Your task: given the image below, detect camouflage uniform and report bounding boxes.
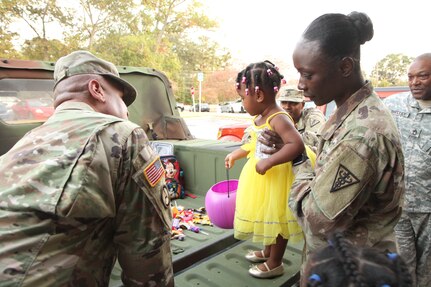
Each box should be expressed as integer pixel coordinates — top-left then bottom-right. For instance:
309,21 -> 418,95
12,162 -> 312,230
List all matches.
297,108 -> 326,152
0,102 -> 174,286
289,82 -> 405,255
384,92 -> 431,287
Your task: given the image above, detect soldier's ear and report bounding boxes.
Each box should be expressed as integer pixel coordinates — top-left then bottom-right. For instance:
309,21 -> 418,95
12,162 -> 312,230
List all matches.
340,57 -> 354,77
88,79 -> 106,103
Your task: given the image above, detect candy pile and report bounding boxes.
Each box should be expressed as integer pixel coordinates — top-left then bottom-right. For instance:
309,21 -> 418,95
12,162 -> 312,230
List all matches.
171,203 -> 213,241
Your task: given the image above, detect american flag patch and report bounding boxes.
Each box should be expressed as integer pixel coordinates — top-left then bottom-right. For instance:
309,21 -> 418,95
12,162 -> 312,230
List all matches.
143,157 -> 165,187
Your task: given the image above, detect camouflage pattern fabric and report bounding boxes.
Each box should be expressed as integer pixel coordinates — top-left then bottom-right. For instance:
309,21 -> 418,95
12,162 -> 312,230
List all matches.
0,102 -> 174,287
296,107 -> 326,152
384,92 -> 431,287
289,82 -> 405,255
394,212 -> 431,287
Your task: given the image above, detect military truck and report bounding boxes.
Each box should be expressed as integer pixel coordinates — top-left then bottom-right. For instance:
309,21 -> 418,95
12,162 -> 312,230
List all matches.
0,58 -> 304,287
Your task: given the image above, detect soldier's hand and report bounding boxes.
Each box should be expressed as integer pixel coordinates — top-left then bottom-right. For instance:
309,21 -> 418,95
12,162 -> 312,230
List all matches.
256,159 -> 271,175
258,129 -> 283,155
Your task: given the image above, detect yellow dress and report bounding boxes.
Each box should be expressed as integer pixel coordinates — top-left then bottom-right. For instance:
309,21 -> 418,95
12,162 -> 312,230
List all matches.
234,111 -> 316,245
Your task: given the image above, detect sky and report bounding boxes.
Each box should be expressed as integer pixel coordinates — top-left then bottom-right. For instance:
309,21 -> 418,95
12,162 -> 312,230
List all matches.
203,0 -> 430,77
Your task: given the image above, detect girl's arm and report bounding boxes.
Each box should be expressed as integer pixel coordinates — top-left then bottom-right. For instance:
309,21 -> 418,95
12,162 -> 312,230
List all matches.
225,148 -> 248,169
256,114 -> 304,174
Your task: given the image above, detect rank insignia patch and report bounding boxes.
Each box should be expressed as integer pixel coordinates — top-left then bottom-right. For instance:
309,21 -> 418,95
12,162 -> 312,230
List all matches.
144,157 -> 165,187
330,164 -> 360,192
310,119 -> 320,127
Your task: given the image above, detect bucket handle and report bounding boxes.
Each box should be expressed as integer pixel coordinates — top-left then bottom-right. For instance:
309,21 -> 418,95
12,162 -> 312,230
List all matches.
226,168 -> 230,198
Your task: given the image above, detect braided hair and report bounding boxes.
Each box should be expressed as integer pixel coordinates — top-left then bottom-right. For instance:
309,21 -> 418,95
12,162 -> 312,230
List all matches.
235,60 -> 284,98
303,232 -> 412,287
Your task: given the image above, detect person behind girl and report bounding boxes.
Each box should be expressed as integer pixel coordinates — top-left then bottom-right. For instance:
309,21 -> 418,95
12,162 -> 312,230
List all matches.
302,232 -> 412,287
225,60 -> 316,279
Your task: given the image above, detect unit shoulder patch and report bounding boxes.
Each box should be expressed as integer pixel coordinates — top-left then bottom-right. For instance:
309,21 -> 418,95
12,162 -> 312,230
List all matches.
330,164 -> 360,192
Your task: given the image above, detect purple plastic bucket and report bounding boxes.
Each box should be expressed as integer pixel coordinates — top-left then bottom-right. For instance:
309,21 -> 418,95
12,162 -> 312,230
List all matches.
205,179 -> 238,229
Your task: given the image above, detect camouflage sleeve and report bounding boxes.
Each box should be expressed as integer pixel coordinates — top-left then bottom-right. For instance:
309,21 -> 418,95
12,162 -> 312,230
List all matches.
113,127 -> 174,287
290,132 -> 397,247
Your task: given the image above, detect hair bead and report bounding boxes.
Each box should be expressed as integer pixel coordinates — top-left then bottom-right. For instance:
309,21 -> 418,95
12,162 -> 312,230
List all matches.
387,253 -> 397,261
309,273 -> 322,282
267,68 -> 273,76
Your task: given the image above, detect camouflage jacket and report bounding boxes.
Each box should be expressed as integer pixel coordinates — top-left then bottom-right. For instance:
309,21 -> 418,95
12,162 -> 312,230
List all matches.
297,107 -> 326,151
384,93 -> 431,212
0,102 -> 174,287
289,82 -> 405,254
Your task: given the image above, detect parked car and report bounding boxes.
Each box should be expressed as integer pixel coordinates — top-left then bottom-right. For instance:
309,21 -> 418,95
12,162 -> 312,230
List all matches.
11,98 -> 54,121
218,102 -> 233,113
230,99 -> 245,113
189,103 -> 210,112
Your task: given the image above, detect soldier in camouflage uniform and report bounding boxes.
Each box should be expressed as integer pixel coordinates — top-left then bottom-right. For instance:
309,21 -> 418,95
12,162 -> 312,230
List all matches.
277,87 -> 326,152
261,12 -> 404,263
383,53 -> 431,287
0,51 -> 174,286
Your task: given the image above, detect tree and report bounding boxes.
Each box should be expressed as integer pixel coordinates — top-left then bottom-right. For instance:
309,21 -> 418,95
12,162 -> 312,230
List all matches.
0,28 -> 20,58
21,38 -> 68,61
370,54 -> 414,86
3,0 -> 70,40
68,0 -> 137,50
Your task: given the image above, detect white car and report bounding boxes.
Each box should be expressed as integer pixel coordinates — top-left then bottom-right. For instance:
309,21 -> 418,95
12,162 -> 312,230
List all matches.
229,99 -> 245,113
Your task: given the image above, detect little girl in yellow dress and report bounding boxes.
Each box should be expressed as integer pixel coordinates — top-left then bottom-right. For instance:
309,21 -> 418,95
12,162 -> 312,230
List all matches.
225,61 -> 316,279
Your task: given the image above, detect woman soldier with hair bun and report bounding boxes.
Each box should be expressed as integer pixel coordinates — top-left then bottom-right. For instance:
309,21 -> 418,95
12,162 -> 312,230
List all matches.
261,11 -> 405,262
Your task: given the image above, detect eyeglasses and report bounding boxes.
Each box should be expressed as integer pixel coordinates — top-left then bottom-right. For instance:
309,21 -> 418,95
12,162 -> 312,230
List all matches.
408,73 -> 430,82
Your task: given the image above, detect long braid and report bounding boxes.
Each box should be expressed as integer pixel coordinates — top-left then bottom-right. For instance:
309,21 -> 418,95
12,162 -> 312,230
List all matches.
303,232 -> 412,287
332,232 -> 365,286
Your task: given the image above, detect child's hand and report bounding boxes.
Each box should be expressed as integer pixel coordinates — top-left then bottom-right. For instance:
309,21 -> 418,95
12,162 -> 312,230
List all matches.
256,159 -> 272,175
225,153 -> 235,169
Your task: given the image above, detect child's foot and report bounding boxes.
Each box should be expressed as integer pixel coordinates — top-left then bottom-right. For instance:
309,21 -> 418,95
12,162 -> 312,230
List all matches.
249,262 -> 284,278
245,250 -> 269,263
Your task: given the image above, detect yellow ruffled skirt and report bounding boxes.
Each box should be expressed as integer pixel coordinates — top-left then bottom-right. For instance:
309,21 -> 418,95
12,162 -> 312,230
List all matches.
234,146 -> 315,245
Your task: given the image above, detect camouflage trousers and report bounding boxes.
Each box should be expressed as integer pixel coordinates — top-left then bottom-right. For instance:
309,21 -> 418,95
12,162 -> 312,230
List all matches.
395,212 -> 431,287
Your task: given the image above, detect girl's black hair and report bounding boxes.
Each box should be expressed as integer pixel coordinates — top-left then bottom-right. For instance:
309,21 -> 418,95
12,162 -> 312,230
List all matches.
235,60 -> 284,97
304,232 -> 412,287
302,11 -> 374,66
